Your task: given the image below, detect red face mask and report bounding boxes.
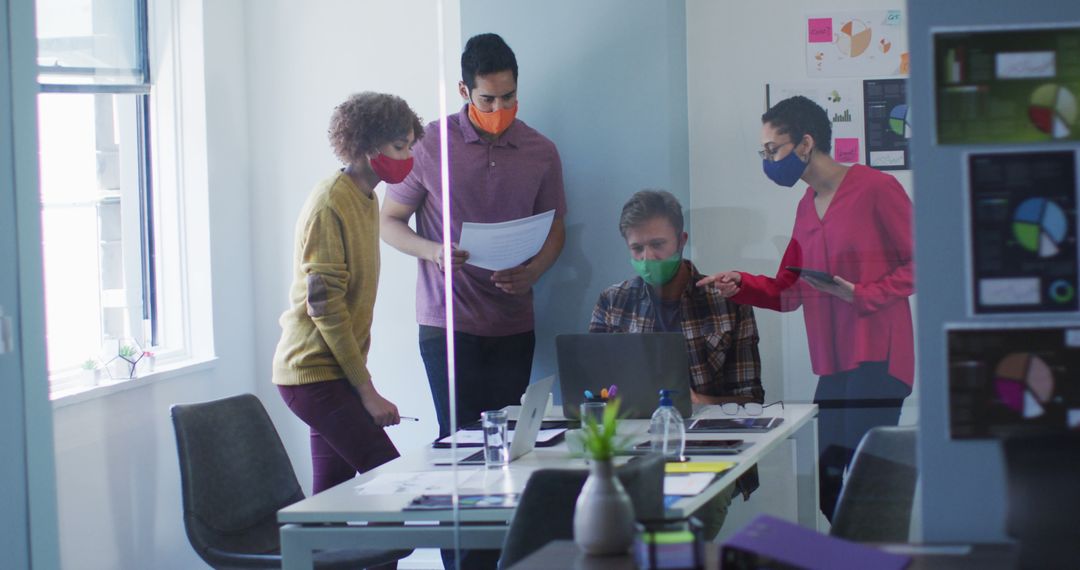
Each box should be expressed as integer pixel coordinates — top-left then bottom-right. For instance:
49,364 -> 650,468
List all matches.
369,153 -> 413,184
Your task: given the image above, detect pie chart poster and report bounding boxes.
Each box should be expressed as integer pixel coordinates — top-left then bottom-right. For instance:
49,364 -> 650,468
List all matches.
948,326 -> 1080,439
935,27 -> 1080,144
968,151 -> 1078,314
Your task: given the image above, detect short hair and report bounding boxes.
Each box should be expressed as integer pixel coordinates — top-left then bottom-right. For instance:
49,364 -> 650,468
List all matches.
618,190 -> 684,239
761,95 -> 832,154
461,33 -> 518,90
327,92 -> 423,165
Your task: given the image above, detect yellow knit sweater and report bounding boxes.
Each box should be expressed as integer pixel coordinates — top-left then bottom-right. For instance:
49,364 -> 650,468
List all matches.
272,170 -> 380,387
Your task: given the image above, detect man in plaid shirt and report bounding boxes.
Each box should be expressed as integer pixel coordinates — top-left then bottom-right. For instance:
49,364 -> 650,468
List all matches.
589,190 -> 763,404
589,189 -> 764,537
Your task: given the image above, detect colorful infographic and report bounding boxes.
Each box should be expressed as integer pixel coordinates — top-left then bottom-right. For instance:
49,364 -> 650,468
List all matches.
935,27 -> 1080,144
968,151 -> 1079,314
948,326 -> 1080,439
806,10 -> 908,78
766,80 -> 864,164
863,79 -> 910,170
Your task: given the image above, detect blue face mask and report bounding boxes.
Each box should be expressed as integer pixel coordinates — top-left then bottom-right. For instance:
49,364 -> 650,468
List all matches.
762,148 -> 809,187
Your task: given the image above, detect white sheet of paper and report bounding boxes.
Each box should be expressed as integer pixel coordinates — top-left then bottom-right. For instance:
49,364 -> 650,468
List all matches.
458,210 -> 555,271
354,470 -> 479,496
663,473 -> 717,496
436,428 -> 566,446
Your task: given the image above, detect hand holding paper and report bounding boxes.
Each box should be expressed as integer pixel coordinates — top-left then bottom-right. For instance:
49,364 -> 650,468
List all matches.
457,210 -> 555,272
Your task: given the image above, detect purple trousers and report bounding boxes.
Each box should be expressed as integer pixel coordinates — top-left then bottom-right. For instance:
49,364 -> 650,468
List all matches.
278,379 -> 400,494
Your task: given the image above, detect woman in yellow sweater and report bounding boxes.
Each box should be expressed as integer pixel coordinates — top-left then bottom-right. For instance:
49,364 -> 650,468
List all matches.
273,92 -> 422,493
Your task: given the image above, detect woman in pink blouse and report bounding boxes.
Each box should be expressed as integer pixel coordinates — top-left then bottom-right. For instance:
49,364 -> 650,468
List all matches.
698,95 -> 914,522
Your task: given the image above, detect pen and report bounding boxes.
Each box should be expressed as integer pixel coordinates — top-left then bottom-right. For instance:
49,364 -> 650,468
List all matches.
584,390 -> 594,399
601,388 -> 609,399
400,416 -> 421,421
608,384 -> 618,398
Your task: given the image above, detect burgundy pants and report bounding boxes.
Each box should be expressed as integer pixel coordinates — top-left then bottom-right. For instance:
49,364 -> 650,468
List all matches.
278,379 -> 400,494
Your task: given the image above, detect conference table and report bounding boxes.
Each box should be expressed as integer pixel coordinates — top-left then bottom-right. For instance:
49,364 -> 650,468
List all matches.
278,403 -> 818,570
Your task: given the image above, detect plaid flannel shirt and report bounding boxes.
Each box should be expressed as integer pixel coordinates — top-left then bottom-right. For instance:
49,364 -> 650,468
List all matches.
589,260 -> 764,402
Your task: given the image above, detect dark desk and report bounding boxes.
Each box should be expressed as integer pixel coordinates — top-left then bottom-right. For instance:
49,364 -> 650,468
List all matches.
507,540 -> 1017,570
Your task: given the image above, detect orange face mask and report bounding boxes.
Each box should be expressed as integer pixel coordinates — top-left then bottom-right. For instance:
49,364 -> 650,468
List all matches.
468,103 -> 517,136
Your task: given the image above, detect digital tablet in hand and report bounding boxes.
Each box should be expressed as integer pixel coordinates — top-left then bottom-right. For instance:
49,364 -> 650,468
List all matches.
785,266 -> 835,283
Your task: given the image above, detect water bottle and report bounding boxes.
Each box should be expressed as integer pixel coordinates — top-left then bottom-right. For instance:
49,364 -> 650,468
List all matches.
649,389 -> 685,460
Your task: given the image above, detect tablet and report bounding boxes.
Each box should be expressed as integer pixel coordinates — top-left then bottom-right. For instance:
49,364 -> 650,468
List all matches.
785,266 -> 835,283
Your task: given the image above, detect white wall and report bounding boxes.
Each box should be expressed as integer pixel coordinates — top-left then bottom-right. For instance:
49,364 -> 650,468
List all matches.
49,1 -> 461,567
245,0 -> 461,493
686,0 -> 918,535
50,1 -> 258,568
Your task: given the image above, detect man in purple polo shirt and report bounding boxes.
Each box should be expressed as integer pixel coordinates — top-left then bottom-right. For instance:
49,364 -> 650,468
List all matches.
381,33 -> 566,444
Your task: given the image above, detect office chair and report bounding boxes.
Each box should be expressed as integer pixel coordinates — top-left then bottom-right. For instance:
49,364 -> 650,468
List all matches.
830,426 -> 917,542
498,455 -> 666,569
1003,433 -> 1080,569
171,393 -> 411,569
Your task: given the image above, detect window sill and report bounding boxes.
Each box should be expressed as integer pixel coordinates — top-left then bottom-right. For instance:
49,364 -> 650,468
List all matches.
50,356 -> 218,409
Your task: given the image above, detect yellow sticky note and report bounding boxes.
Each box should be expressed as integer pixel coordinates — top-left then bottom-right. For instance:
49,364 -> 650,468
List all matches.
665,461 -> 736,474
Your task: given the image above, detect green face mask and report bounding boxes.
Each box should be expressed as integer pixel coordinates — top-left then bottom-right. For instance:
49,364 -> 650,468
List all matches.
631,252 -> 682,286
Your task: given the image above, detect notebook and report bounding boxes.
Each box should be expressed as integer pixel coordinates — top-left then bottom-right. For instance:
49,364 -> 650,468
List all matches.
556,332 -> 692,419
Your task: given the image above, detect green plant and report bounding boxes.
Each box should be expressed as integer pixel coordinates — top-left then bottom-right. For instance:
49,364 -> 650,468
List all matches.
118,345 -> 140,359
577,398 -> 630,461
81,359 -> 99,371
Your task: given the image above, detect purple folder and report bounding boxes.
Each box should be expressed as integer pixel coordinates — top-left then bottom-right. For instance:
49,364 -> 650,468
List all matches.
720,514 -> 910,570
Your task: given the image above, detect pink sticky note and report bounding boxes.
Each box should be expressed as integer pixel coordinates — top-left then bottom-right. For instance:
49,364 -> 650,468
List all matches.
808,18 -> 833,43
833,138 -> 859,163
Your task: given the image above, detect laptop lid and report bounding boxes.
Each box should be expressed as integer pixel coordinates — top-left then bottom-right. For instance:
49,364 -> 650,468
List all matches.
556,332 -> 692,419
509,375 -> 555,461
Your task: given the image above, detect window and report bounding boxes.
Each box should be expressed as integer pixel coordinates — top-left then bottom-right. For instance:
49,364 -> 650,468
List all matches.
36,0 -> 182,395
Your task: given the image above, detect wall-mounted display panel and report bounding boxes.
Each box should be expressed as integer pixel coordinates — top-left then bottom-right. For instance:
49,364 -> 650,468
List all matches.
968,150 -> 1078,314
948,325 -> 1080,439
935,26 -> 1080,144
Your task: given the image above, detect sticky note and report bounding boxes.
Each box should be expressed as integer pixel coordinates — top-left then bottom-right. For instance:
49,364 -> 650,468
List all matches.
665,461 -> 735,474
834,138 -> 860,163
808,18 -> 833,43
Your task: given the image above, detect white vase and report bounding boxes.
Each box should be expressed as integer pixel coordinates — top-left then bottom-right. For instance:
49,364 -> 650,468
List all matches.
573,459 -> 635,555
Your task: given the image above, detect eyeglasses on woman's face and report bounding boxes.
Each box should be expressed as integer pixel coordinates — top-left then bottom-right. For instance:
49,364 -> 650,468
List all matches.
757,140 -> 794,162
720,400 -> 784,416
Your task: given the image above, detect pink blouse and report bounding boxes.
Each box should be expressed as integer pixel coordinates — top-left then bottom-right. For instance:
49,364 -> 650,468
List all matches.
731,164 -> 915,386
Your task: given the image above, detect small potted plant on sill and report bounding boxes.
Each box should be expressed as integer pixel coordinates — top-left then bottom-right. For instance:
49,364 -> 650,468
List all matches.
572,398 -> 636,555
80,358 -> 101,387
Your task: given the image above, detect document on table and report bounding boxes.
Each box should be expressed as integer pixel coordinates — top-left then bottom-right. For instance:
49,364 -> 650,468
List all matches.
354,471 -> 480,496
435,428 -> 566,447
458,210 -> 555,271
663,473 -> 717,496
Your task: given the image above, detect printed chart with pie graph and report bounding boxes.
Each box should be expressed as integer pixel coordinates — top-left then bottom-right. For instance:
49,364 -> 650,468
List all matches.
1029,84 -> 1078,139
994,353 -> 1055,419
836,19 -> 872,58
889,104 -> 911,138
1012,197 -> 1068,258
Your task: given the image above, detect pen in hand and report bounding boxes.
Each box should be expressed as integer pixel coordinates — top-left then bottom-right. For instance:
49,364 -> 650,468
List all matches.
400,416 -> 421,422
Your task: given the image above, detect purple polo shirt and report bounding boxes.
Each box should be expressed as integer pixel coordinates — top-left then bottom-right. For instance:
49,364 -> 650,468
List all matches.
386,105 -> 567,336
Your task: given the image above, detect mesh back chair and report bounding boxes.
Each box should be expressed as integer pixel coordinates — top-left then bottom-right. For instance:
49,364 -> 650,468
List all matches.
1003,433 -> 1080,569
498,455 -> 666,569
830,426 -> 917,542
171,393 -> 411,569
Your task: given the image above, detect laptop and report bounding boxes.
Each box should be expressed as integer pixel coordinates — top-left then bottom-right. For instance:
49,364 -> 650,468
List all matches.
556,332 -> 692,419
450,375 -> 555,466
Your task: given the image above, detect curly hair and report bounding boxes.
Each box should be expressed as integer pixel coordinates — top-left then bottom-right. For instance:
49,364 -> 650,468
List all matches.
761,95 -> 832,154
327,92 -> 424,165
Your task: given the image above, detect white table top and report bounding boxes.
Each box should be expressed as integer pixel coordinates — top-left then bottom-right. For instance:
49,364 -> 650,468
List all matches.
278,403 -> 816,525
